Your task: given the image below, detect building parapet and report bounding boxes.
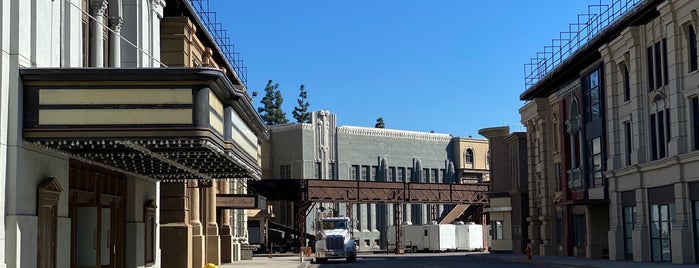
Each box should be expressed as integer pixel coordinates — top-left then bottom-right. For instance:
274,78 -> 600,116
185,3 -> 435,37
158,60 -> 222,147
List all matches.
337,126 -> 452,142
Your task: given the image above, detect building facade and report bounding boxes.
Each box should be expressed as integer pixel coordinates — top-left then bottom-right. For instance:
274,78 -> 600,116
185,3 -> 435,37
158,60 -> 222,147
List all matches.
479,127 -> 529,254
0,0 -> 266,268
520,0 -> 699,264
262,110 -> 488,251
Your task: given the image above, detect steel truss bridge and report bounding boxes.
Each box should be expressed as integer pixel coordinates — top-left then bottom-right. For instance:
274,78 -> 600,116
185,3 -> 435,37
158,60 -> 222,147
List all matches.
248,179 -> 489,253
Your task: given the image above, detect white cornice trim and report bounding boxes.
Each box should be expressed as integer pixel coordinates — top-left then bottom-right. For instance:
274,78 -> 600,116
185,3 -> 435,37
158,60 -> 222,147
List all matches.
337,126 -> 452,142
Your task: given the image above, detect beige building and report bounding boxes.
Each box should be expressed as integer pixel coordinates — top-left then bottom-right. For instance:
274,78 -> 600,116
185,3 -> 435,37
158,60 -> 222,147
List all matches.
520,0 -> 699,264
453,137 -> 490,183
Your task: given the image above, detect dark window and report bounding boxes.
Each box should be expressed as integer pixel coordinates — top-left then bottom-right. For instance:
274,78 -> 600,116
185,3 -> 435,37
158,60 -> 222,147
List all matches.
397,167 -> 405,182
586,137 -> 603,188
624,121 -> 632,166
371,166 -> 378,181
573,214 -> 586,247
465,149 -> 474,166
647,46 -> 654,91
650,113 -> 659,160
361,166 -> 369,181
280,165 -> 292,179
624,64 -> 631,101
693,97 -> 699,151
650,203 -> 674,262
658,110 -> 666,158
584,69 -> 602,122
389,167 -> 396,182
694,201 -> 699,260
351,165 -> 359,181
655,41 -> 662,89
491,221 -> 504,240
555,162 -> 562,191
623,206 -> 636,260
690,25 -> 698,72
663,38 -> 668,85
315,162 -> 322,179
647,39 -> 669,91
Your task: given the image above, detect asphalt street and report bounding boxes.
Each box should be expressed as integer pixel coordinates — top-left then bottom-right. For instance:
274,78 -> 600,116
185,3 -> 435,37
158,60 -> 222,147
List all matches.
308,252 -> 540,268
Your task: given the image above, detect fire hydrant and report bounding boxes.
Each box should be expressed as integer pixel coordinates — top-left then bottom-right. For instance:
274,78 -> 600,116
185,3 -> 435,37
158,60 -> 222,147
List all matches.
525,244 -> 532,260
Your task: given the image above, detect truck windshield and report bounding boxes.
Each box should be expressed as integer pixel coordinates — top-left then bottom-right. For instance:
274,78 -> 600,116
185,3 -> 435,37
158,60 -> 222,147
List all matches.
322,220 -> 347,230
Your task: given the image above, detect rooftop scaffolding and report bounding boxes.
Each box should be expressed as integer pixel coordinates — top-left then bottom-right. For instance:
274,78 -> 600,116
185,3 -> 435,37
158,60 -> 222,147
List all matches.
190,0 -> 248,87
523,0 -> 643,90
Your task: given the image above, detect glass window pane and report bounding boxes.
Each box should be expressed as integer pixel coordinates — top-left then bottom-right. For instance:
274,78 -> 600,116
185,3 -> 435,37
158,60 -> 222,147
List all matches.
593,138 -> 601,153
661,205 -> 668,221
652,239 -> 661,261
651,221 -> 660,238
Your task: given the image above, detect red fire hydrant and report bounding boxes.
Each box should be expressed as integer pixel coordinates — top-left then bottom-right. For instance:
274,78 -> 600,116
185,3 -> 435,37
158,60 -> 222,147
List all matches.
525,244 -> 532,260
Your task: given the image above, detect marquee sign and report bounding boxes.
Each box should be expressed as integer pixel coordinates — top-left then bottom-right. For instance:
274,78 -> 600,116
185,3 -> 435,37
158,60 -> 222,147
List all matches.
216,194 -> 265,209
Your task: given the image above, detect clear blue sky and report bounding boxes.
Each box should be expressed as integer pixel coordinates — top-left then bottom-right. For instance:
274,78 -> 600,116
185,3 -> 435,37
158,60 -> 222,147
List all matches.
208,0 -> 598,138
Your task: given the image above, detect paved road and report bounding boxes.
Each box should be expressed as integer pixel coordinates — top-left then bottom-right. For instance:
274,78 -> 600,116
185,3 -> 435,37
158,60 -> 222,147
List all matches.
308,252 -> 541,268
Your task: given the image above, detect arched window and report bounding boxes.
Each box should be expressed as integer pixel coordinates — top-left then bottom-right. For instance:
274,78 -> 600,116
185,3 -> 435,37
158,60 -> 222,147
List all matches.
465,148 -> 474,168
689,24 -> 697,72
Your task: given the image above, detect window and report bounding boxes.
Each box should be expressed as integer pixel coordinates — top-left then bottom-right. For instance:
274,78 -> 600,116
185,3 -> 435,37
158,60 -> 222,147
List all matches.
465,148 -> 474,167
407,168 -> 413,182
573,214 -> 586,247
397,167 -> 405,182
491,221 -> 504,240
647,39 -> 669,91
144,200 -> 157,266
694,201 -> 699,260
693,96 -> 699,151
389,167 -> 396,182
583,69 -> 602,122
623,64 -> 631,101
280,165 -> 291,179
329,163 -> 335,180
423,169 -> 430,183
351,165 -> 359,181
586,137 -> 603,188
650,108 -> 671,160
432,169 -> 440,183
371,166 -> 378,181
361,166 -> 369,181
689,25 -> 698,72
554,162 -> 562,191
650,203 -> 674,262
314,162 -> 321,179
623,206 -> 636,260
624,121 -> 632,166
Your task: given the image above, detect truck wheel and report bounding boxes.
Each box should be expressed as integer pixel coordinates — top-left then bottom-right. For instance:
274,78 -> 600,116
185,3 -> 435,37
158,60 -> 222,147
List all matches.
347,256 -> 356,263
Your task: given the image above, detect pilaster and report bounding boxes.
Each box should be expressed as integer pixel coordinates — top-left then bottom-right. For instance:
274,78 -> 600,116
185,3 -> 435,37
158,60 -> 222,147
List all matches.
205,181 -> 221,265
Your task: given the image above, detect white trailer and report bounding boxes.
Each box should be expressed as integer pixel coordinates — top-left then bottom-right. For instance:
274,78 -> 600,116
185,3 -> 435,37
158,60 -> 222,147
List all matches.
422,224 -> 456,251
455,222 -> 483,251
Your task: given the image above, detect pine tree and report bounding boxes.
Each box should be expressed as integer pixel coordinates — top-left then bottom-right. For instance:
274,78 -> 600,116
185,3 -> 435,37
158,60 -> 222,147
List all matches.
375,117 -> 385,128
257,80 -> 288,125
292,84 -> 311,123
273,89 -> 289,124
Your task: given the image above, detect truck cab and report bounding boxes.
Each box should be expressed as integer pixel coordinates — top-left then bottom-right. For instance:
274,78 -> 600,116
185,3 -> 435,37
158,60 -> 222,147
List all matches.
313,217 -> 357,263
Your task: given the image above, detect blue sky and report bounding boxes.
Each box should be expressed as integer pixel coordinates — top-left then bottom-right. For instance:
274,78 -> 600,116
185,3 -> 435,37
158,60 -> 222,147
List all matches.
208,0 -> 598,137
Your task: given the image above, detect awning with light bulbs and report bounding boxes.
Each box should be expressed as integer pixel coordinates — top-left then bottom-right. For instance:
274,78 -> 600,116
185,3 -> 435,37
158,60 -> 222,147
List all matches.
20,68 -> 268,181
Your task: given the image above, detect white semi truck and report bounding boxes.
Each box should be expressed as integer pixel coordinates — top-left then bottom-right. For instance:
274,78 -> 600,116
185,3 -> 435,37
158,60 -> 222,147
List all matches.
313,217 -> 357,263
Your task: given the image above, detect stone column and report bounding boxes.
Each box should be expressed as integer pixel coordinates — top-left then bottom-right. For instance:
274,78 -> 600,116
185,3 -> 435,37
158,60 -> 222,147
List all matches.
219,180 -> 234,263
109,17 -> 123,67
89,0 -> 107,67
205,181 -> 221,265
189,181 -> 204,268
160,182 -> 192,268
632,188 -> 650,262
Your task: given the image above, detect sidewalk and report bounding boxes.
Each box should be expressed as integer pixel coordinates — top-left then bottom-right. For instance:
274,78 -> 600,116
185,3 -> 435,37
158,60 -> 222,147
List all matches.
476,252 -> 690,268
218,254 -> 310,268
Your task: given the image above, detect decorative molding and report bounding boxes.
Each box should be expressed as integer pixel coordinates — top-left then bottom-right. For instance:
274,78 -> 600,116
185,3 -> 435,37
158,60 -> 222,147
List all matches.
38,177 -> 64,192
338,126 -> 452,142
89,0 -> 108,16
110,17 -> 124,32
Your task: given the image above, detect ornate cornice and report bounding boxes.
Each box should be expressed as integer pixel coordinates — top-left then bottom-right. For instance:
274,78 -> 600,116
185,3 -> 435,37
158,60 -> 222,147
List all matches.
338,126 -> 452,142
90,0 -> 108,16
110,17 -> 124,32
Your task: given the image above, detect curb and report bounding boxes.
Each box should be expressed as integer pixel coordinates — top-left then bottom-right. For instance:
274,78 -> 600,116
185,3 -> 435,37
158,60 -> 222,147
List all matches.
475,254 -> 597,268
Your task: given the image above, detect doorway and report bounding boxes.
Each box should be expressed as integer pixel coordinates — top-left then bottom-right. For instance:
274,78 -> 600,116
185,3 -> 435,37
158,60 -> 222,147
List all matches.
69,160 -> 126,268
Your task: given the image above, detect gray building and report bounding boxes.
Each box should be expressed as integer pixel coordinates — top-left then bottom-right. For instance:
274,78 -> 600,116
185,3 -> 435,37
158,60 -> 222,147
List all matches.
262,110 -> 483,251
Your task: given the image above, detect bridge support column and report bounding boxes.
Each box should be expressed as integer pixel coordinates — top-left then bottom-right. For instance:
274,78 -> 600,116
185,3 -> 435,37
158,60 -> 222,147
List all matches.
393,203 -> 403,254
